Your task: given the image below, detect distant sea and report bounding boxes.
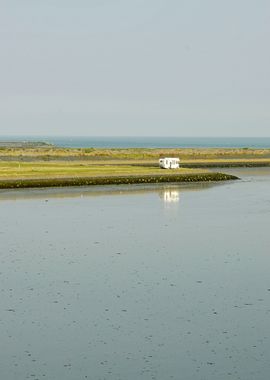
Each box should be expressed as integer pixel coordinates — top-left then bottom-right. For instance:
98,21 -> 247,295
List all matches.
1,136 -> 270,149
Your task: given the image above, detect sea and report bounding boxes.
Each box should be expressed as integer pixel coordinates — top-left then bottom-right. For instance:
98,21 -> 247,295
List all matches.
1,136 -> 270,148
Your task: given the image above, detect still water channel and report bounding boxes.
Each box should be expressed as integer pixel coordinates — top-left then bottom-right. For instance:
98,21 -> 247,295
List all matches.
1,169 -> 270,380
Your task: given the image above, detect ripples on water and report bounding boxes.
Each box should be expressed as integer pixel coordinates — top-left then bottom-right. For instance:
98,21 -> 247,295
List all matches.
1,169 -> 270,380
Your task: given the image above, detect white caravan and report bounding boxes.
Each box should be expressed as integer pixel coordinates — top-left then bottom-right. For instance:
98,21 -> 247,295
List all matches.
159,157 -> 180,169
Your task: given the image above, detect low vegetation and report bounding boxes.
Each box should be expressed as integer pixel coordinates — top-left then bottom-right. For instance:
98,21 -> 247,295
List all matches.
0,160 -> 239,189
4,145 -> 266,188
0,172 -> 238,189
1,146 -> 270,162
0,161 -> 205,179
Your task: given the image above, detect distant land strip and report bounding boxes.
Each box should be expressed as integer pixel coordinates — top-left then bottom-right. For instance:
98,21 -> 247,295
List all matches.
1,146 -> 270,166
0,141 -> 53,149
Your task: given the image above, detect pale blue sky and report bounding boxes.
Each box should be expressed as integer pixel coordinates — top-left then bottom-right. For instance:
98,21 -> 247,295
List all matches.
0,0 -> 269,136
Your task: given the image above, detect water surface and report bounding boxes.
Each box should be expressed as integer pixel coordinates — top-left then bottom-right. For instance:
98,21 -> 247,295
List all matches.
1,169 -> 270,380
1,136 -> 270,148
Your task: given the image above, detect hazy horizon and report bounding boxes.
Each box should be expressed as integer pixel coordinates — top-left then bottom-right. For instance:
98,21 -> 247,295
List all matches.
1,134 -> 270,138
1,134 -> 270,140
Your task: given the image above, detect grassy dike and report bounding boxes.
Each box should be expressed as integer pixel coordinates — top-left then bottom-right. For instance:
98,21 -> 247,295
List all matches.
0,172 -> 238,189
0,159 -> 239,189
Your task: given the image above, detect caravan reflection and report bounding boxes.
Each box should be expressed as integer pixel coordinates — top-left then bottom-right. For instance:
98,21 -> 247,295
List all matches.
162,190 -> 180,203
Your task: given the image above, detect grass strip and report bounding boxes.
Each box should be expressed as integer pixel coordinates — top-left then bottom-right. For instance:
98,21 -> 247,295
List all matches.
1,147 -> 270,161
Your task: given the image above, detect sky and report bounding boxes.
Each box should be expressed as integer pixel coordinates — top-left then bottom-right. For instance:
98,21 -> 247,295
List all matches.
0,0 -> 269,137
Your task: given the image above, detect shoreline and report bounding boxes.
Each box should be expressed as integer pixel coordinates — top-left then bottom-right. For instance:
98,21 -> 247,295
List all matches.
0,172 -> 238,190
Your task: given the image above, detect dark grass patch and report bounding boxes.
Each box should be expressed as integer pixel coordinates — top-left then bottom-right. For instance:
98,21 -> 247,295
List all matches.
182,162 -> 270,168
0,172 -> 239,189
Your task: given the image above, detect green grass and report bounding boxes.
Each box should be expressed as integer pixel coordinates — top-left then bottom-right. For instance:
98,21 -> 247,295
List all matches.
0,160 -> 240,189
0,161 -> 204,180
0,161 -> 240,189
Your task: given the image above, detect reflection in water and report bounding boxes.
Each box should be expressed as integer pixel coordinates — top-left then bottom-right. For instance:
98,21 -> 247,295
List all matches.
0,182 -> 217,202
160,189 -> 180,203
2,167 -> 266,203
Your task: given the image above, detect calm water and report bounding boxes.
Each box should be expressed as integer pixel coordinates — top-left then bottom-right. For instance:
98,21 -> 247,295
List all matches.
1,169 -> 270,380
1,136 -> 270,148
